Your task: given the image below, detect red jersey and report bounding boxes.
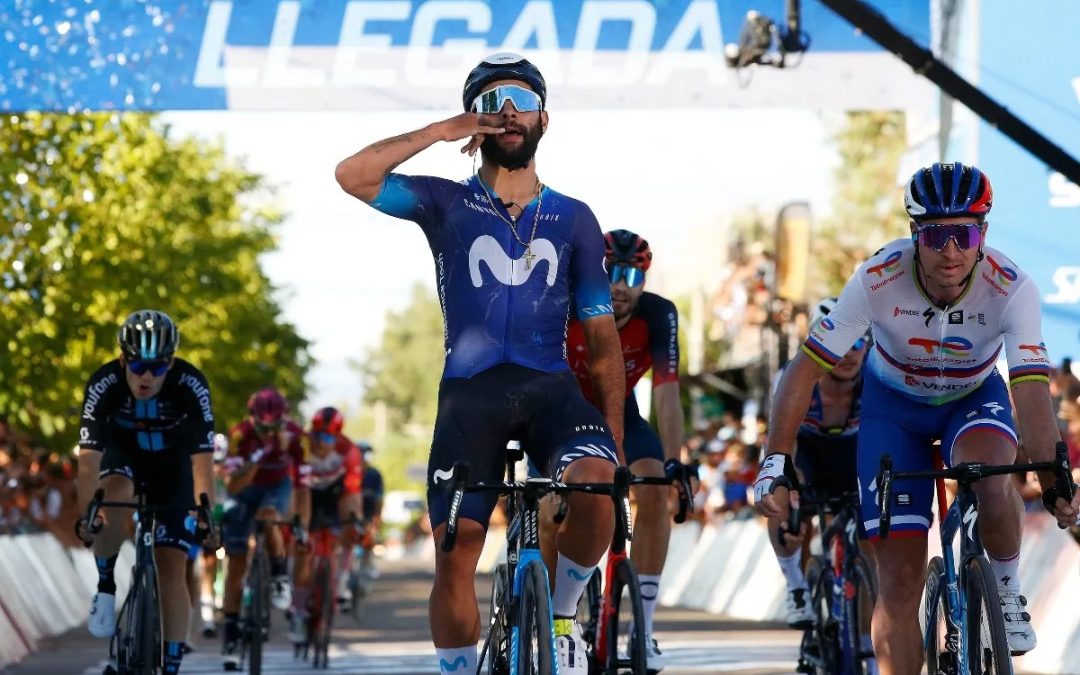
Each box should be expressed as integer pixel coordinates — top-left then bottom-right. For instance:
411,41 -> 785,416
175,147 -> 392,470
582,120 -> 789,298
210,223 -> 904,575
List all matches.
227,419 -> 307,487
566,291 -> 680,403
300,436 -> 363,495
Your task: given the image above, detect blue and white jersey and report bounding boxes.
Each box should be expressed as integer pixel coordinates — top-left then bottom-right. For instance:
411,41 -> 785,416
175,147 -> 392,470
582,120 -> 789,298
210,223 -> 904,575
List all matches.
370,173 -> 613,379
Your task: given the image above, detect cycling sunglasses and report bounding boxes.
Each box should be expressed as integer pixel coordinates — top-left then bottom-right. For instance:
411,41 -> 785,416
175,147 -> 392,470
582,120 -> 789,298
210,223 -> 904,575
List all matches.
314,432 -> 335,445
915,223 -> 983,252
253,418 -> 283,432
608,263 -> 645,288
126,359 -> 171,377
471,85 -> 542,114
852,336 -> 867,351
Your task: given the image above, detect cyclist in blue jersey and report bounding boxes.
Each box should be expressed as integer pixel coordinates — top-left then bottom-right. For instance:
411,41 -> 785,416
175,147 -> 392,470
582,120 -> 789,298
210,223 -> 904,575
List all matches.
335,52 -> 625,675
756,163 -> 1080,675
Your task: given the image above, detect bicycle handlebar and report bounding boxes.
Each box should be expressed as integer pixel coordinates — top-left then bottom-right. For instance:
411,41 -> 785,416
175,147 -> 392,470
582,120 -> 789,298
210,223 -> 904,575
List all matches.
877,441 -> 1075,539
82,490 -> 215,547
440,462 -> 637,553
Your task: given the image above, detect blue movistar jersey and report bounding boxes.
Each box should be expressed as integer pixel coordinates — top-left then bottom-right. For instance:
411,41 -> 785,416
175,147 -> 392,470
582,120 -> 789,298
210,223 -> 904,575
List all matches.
370,173 -> 613,379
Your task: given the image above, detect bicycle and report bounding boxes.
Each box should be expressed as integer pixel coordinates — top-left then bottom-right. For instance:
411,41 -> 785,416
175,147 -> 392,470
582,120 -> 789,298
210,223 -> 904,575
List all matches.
574,463 -> 695,675
236,514 -> 303,675
83,489 -> 212,675
295,512 -> 361,669
876,441 -> 1076,675
441,444 -> 634,675
788,488 -> 877,675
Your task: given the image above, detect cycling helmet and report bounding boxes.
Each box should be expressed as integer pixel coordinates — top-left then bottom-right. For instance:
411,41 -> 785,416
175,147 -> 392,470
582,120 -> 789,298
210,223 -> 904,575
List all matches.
904,162 -> 992,223
604,229 -> 652,271
118,310 -> 179,360
310,407 -> 344,435
463,52 -> 547,112
247,387 -> 288,425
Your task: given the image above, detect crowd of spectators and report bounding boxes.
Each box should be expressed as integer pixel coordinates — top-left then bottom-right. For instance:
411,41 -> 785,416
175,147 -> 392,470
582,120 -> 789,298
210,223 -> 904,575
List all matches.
0,416 -> 81,547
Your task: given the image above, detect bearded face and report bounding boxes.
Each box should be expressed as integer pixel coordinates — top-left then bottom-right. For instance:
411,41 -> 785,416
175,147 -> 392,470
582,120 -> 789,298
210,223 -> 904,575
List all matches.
480,115 -> 544,170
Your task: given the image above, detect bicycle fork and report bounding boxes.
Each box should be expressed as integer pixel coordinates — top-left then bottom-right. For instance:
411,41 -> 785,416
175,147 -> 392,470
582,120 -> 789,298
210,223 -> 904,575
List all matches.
508,549 -> 558,675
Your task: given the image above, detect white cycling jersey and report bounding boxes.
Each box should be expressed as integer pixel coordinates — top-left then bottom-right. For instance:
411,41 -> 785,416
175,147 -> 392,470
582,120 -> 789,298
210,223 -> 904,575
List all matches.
803,238 -> 1051,404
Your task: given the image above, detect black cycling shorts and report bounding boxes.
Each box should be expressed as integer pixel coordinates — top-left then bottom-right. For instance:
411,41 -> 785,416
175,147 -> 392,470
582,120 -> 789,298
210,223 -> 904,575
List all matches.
98,445 -> 197,553
310,477 -> 345,531
794,432 -> 859,499
427,363 -> 618,529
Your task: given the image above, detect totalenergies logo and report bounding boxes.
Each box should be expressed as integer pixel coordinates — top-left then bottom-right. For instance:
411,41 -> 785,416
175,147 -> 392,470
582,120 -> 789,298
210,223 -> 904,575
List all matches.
1019,343 -> 1048,356
908,336 -> 973,357
866,251 -> 903,278
987,256 -> 1017,286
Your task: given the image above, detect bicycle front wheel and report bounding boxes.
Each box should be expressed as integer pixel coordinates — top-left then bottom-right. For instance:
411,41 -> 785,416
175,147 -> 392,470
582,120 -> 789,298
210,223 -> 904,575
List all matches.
845,554 -> 877,675
923,556 -> 958,675
124,565 -> 163,675
964,556 -> 1012,674
603,558 -> 646,675
485,563 -> 511,675
312,559 -> 334,669
803,556 -> 840,675
515,560 -> 555,675
246,552 -> 269,675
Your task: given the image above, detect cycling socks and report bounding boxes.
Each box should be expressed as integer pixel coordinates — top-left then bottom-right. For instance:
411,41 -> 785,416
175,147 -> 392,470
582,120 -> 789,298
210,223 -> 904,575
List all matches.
552,553 -> 595,617
95,554 -> 118,595
987,550 -> 1020,589
436,645 -> 477,674
638,574 -> 661,636
163,641 -> 185,674
270,556 -> 288,578
776,551 -> 807,591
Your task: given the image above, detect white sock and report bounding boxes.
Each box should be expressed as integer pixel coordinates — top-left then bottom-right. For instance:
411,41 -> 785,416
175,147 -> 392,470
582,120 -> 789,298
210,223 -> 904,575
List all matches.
987,550 -> 1020,590
638,574 -> 661,637
777,551 -> 807,591
436,645 -> 477,674
553,553 -> 596,617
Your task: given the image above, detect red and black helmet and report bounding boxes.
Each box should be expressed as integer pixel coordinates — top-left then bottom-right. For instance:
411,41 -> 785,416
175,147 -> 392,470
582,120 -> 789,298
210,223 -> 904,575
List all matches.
604,229 -> 652,271
310,406 -> 344,435
247,387 -> 288,425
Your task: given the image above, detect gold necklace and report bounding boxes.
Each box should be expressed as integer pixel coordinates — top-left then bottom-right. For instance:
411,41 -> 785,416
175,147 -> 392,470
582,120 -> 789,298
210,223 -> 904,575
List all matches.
476,174 -> 544,269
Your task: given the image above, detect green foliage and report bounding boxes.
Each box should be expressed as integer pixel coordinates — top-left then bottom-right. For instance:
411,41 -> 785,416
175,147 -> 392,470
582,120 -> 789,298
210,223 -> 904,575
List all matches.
0,112 -> 312,447
354,282 -> 445,490
815,111 -> 910,295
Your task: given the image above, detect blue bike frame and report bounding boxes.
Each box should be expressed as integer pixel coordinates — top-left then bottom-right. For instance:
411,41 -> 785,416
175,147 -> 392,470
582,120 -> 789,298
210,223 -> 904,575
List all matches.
508,547 -> 558,675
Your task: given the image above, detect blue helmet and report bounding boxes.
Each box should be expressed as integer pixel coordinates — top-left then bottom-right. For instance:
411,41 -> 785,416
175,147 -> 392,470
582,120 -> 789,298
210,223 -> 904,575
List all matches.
904,162 -> 993,223
462,52 -> 547,112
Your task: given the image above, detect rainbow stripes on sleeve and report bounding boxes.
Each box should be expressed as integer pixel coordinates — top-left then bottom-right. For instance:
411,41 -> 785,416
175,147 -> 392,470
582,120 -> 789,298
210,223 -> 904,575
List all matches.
801,337 -> 841,371
1008,364 -> 1051,385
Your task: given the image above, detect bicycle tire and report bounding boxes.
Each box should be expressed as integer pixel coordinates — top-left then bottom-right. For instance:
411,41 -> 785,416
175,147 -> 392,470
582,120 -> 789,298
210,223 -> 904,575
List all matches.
844,555 -> 877,675
121,565 -> 163,675
577,569 -> 602,671
516,560 -> 555,675
603,558 -> 647,675
485,562 -> 511,675
923,556 -> 958,675
803,556 -> 841,675
247,552 -> 268,675
312,558 -> 334,669
964,556 -> 1012,674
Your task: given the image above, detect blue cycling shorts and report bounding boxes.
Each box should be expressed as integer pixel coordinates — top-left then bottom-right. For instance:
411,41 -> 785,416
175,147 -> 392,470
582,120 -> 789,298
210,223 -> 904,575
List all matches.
857,368 -> 1017,539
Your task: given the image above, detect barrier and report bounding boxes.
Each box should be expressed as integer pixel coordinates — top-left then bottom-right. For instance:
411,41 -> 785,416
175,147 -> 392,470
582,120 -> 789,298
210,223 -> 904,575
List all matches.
0,534 -> 135,670
657,513 -> 1080,675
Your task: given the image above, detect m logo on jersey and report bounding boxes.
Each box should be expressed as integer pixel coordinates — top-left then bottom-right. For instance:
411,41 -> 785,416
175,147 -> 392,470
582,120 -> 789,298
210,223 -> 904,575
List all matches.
866,251 -> 903,278
908,336 -> 973,357
468,235 -> 557,288
987,256 -> 1017,286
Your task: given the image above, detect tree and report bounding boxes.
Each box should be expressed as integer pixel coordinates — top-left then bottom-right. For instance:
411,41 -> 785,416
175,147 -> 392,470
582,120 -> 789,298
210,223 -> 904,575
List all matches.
0,113 -> 312,448
814,111 -> 910,295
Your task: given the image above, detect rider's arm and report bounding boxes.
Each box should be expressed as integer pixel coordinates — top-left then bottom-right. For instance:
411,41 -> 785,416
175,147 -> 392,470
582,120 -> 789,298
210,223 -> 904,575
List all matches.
291,432 -> 312,525
76,449 -> 102,515
645,295 -> 683,461
183,369 -> 217,509
334,113 -> 503,203
75,364 -> 118,513
571,205 -> 626,459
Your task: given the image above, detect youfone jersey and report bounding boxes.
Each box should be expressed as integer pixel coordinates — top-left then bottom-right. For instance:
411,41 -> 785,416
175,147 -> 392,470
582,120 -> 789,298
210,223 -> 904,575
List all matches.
369,174 -> 613,379
79,358 -> 215,458
566,291 -> 680,402
227,419 -> 306,487
803,239 -> 1051,405
300,436 -> 363,495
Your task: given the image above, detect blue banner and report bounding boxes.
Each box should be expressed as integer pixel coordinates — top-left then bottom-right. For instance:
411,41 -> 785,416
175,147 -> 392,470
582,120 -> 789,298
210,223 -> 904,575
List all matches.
976,0 -> 1080,362
0,0 -> 929,111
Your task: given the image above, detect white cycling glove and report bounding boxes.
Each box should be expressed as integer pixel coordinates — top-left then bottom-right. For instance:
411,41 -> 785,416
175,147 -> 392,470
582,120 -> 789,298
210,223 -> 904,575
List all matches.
753,452 -> 799,504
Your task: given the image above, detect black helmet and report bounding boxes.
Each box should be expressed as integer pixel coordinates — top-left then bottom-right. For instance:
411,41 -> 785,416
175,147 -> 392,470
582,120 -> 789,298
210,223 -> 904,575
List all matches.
118,310 -> 179,360
462,52 -> 546,112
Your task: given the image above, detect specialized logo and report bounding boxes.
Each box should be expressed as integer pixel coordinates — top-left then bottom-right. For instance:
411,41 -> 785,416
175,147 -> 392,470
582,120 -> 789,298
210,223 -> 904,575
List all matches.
866,250 -> 903,278
1045,266 -> 1080,304
908,336 -> 973,357
983,402 -> 1004,417
962,504 -> 978,542
468,235 -> 557,287
986,256 -> 1017,286
923,307 -> 935,327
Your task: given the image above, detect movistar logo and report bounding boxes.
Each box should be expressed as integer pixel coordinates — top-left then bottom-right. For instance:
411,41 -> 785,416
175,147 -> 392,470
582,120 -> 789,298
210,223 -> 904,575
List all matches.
439,656 -> 468,671
432,468 -> 454,484
468,235 -> 558,287
567,568 -> 592,581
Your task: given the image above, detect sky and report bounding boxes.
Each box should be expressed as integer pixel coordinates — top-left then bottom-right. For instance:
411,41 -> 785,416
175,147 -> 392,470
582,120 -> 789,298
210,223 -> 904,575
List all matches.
163,108 -> 841,414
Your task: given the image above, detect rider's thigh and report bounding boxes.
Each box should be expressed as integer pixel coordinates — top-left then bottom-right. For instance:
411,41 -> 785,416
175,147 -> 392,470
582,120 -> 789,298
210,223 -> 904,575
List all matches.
941,371 -> 1017,467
